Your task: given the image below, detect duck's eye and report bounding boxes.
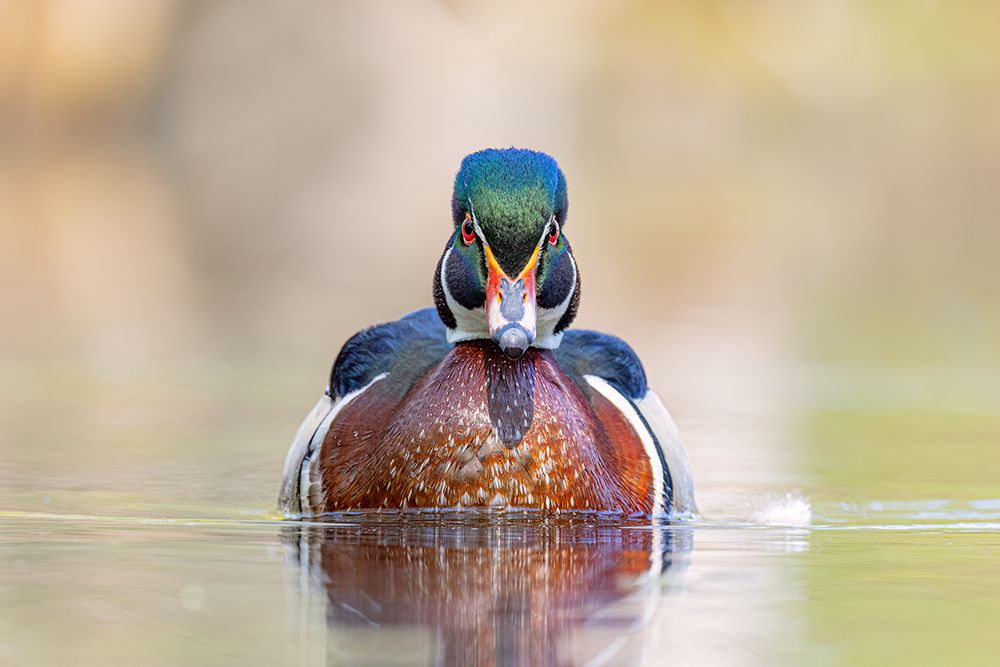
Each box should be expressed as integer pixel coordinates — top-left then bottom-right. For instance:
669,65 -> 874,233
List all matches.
461,214 -> 476,245
547,220 -> 560,246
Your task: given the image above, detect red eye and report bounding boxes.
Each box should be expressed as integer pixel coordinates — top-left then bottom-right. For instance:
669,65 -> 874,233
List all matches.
461,214 -> 476,245
547,220 -> 560,246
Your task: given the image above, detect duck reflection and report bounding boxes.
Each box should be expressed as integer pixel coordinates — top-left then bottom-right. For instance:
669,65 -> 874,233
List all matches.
282,515 -> 691,666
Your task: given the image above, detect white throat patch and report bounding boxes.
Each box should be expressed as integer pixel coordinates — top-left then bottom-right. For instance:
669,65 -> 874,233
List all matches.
440,246 -> 490,344
533,251 -> 576,349
440,245 -> 577,350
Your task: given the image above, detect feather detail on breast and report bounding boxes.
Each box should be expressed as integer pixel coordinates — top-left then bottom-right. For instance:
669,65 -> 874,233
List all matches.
312,342 -> 657,515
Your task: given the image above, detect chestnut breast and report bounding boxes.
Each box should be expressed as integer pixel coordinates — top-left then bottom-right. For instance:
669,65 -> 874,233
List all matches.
317,341 -> 655,514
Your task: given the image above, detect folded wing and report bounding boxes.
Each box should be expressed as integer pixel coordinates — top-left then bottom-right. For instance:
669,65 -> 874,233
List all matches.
555,329 -> 696,516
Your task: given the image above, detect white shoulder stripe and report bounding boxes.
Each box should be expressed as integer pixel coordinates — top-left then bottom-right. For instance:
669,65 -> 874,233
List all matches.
278,373 -> 387,516
584,374 -> 666,517
279,394 -> 334,514
301,372 -> 388,513
635,390 -> 697,516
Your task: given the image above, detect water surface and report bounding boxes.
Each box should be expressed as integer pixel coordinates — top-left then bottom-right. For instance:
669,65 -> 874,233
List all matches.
2,497 -> 998,665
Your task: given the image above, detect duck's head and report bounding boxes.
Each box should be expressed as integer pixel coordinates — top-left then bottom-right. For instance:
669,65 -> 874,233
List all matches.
434,148 -> 580,358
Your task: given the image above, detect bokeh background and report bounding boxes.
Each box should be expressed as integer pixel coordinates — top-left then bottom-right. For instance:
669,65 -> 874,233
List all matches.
3,2 -> 1000,665
3,0 -> 1000,509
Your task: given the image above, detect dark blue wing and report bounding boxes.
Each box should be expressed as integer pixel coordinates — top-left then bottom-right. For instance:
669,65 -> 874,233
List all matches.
553,329 -> 648,400
330,308 -> 452,401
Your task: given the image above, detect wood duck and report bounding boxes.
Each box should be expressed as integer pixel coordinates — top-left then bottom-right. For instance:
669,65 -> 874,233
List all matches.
279,148 -> 695,518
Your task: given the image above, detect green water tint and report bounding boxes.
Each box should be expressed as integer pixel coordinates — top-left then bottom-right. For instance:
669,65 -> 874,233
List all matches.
2,498 -> 999,666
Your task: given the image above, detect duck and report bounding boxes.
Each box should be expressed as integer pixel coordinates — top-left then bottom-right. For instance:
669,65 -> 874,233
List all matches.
279,148 -> 695,518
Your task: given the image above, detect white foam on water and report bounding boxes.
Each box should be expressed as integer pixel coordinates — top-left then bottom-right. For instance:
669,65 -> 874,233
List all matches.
748,491 -> 812,527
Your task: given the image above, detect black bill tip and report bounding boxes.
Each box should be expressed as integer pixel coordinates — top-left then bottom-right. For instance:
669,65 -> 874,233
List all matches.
497,326 -> 531,359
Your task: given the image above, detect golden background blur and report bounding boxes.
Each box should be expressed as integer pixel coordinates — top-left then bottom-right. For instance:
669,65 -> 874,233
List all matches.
2,1 -> 998,513
3,3 -> 1000,665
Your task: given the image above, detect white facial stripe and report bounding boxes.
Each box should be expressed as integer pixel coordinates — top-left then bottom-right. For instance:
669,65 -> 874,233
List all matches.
534,216 -> 555,249
472,218 -> 488,245
467,201 -> 489,246
584,374 -> 666,517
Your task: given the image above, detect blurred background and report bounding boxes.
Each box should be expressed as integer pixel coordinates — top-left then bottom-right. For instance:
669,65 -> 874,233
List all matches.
2,2 -> 1000,665
3,0 -> 998,510
3,0 -> 1000,509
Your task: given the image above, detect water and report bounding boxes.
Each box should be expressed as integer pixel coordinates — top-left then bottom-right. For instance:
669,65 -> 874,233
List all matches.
3,498 -> 999,665
2,368 -> 999,666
